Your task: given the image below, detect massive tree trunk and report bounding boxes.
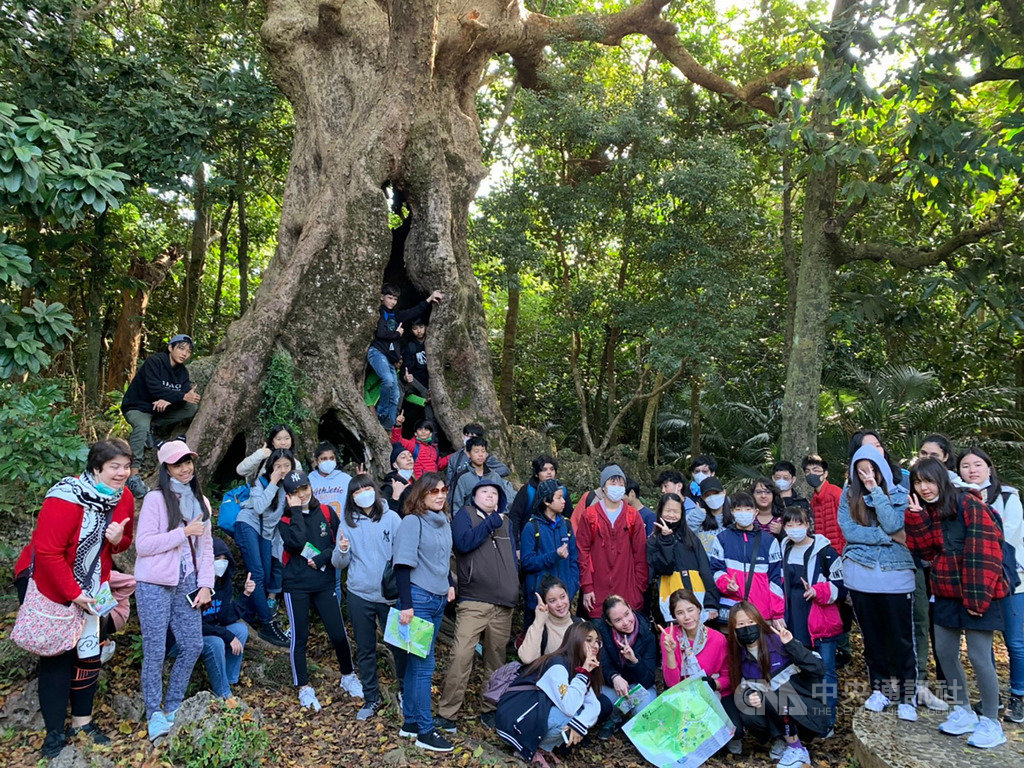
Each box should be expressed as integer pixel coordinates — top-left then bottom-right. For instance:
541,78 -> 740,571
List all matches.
179,163 -> 210,338
498,272 -> 520,422
106,245 -> 183,392
186,0 -> 817,478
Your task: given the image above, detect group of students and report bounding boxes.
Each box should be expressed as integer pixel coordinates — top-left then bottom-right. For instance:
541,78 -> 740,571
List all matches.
12,418 -> 1023,765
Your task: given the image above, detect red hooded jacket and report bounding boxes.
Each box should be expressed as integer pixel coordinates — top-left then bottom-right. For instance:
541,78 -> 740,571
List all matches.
575,500 -> 648,618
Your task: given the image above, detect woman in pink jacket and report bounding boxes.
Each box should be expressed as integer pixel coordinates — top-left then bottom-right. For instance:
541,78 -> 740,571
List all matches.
660,589 -> 731,693
135,440 -> 214,741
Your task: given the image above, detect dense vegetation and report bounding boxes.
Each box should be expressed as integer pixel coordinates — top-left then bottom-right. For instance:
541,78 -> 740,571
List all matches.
1,0 -> 1022,523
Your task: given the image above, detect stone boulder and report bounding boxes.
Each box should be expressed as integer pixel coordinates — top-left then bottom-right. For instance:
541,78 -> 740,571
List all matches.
165,691 -> 263,750
0,678 -> 44,731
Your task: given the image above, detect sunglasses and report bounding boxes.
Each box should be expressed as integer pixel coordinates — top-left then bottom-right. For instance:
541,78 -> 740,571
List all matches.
426,486 -> 448,496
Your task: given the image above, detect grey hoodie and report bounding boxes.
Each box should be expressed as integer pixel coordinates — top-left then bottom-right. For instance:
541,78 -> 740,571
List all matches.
332,507 -> 403,603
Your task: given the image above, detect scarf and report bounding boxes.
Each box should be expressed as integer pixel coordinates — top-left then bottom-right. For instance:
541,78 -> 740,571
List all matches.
45,474 -> 120,597
171,477 -> 203,524
683,621 -> 709,656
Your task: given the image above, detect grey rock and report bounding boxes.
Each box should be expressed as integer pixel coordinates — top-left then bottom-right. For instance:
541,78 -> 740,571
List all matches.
167,691 -> 263,751
109,692 -> 145,722
0,678 -> 44,730
48,745 -> 89,768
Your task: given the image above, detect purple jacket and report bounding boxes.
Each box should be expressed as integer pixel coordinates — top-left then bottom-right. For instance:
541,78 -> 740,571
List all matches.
135,490 -> 215,589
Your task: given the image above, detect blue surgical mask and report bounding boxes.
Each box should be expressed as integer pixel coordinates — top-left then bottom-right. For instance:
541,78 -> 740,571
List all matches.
318,460 -> 337,475
704,494 -> 726,510
605,485 -> 626,503
94,480 -> 117,496
353,489 -> 377,509
693,471 -> 710,484
733,510 -> 755,527
785,527 -> 808,543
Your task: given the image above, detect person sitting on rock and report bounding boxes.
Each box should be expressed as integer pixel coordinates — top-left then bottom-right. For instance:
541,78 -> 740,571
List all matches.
120,334 -> 200,497
200,537 -> 256,701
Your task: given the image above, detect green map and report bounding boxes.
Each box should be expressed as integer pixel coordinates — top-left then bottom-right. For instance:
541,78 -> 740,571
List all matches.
622,677 -> 735,768
383,607 -> 435,658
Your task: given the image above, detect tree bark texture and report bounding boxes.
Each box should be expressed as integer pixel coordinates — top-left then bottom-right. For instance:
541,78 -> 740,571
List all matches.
187,0 -> 819,478
212,193 -> 235,327
83,214 -> 109,406
106,245 -> 184,392
498,272 -> 520,422
179,163 -> 210,338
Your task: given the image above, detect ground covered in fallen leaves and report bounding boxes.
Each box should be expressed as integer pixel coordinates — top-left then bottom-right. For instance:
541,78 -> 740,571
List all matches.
2,588 -> 1023,768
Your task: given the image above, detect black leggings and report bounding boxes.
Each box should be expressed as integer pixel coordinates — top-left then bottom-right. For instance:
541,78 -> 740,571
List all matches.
850,589 -> 917,704
37,650 -> 101,732
283,588 -> 354,687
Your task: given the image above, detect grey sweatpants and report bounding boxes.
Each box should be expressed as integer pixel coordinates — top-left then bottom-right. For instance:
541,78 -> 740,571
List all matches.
137,574 -> 203,718
933,625 -> 999,718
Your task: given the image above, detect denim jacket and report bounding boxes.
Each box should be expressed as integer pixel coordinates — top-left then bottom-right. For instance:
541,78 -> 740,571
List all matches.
838,484 -> 915,572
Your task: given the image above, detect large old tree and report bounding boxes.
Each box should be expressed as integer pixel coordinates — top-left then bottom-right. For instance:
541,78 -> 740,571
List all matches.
187,0 -> 812,476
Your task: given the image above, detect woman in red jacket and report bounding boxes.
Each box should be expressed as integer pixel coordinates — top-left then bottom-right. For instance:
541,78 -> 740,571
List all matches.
906,458 -> 1008,749
14,439 -> 135,759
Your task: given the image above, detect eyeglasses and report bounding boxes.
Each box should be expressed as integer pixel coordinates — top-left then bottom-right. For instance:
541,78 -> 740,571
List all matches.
753,489 -> 773,495
426,486 -> 448,496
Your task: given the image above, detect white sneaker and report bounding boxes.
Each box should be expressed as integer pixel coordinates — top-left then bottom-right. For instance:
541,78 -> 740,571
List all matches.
898,703 -> 918,721
966,716 -> 1006,749
769,737 -> 787,760
939,705 -> 979,735
777,744 -> 810,768
340,672 -> 364,698
917,684 -> 949,711
298,686 -> 322,712
865,691 -> 891,712
99,640 -> 116,665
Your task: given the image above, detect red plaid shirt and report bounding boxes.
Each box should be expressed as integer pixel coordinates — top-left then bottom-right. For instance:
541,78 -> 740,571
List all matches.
905,489 -> 1008,615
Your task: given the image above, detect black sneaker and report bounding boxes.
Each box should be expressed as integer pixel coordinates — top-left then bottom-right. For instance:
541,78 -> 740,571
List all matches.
398,722 -> 417,738
479,711 -> 496,730
973,697 -> 1004,717
836,648 -> 852,669
41,730 -> 66,758
258,620 -> 290,648
598,719 -> 618,741
433,715 -> 457,733
1005,695 -> 1024,724
66,722 -> 111,745
415,728 -> 454,752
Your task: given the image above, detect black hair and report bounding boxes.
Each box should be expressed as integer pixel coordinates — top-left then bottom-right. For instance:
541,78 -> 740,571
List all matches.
381,283 -> 400,297
462,423 -> 485,437
87,438 -> 133,474
344,473 -> 385,527
314,441 -> 337,461
410,317 -> 427,327
531,454 -> 558,479
656,492 -> 685,516
414,419 -> 435,434
749,476 -> 780,511
465,436 -> 489,452
958,446 -> 1002,506
538,574 -> 569,601
801,454 -> 829,472
782,505 -> 810,525
848,429 -> 903,479
656,470 -> 685,487
261,448 -> 296,482
772,461 -> 797,476
910,457 -> 958,522
625,478 -> 641,497
921,433 -> 956,470
157,457 -> 208,532
689,455 -> 718,473
266,424 -> 297,452
731,491 -> 755,509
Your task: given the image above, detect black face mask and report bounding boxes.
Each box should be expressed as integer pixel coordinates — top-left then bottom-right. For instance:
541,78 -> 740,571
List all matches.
736,625 -> 761,646
805,473 -> 824,489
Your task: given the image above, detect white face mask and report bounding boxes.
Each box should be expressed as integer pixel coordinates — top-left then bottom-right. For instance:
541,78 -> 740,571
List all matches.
213,559 -> 229,578
318,459 -> 337,475
605,485 -> 626,503
397,468 -> 414,480
705,494 -> 726,510
775,478 -> 793,492
693,471 -> 710,484
733,511 -> 755,527
785,527 -> 808,543
353,489 -> 377,509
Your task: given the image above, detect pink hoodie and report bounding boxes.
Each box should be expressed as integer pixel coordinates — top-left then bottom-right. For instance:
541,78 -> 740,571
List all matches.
134,491 -> 215,589
661,624 -> 732,695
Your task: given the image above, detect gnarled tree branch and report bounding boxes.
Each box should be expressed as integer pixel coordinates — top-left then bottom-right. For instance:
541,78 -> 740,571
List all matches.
833,215 -> 1004,267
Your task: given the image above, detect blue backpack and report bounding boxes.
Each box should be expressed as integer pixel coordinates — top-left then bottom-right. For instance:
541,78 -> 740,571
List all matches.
217,485 -> 250,536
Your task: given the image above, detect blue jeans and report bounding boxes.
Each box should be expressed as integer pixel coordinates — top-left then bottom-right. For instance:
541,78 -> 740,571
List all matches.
401,585 -> 446,734
234,522 -> 274,626
1005,591 -> 1024,696
814,637 -> 838,728
537,706 -> 574,752
367,346 -> 400,428
202,621 -> 249,698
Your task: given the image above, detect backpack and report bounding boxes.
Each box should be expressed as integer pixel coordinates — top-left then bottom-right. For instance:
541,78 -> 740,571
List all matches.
217,485 -> 251,536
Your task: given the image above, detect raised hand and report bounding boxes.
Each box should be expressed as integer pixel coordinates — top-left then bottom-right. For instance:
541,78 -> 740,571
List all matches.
534,593 -> 549,616
858,463 -> 878,491
428,290 -> 444,303
395,410 -> 405,427
583,645 -> 600,672
771,624 -> 794,644
725,576 -> 739,594
801,578 -> 815,601
768,518 -> 782,535
337,530 -> 350,553
616,637 -> 638,664
183,518 -> 205,537
285,492 -> 305,508
104,518 -> 127,546
243,572 -> 255,597
908,493 -> 924,513
184,388 -> 201,404
660,625 -> 677,654
655,519 -> 673,537
556,543 -> 569,559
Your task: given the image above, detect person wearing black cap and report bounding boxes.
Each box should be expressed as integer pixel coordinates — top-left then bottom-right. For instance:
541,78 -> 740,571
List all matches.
121,334 -> 200,497
277,470 -> 362,711
693,477 -> 733,553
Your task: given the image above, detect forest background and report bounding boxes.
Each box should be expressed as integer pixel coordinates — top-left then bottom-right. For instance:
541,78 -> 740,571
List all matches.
1,0 -> 1023,539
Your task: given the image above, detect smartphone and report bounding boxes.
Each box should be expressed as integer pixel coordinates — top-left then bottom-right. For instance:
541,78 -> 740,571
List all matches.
186,587 -> 202,608
561,729 -> 572,745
